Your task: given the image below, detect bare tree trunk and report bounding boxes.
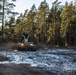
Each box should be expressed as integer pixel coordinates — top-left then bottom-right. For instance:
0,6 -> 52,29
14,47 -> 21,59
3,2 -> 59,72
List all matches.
2,0 -> 5,41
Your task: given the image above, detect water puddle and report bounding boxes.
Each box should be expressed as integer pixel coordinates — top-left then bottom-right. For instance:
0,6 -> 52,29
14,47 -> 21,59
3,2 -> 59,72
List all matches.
0,49 -> 76,72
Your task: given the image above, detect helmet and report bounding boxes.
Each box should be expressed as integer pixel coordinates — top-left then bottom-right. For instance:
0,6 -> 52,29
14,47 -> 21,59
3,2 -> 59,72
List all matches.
23,32 -> 28,35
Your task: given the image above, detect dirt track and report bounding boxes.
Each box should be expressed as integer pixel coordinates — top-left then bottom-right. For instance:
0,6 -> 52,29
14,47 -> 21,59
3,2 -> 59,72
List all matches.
0,45 -> 76,75
0,63 -> 76,75
0,47 -> 55,75
0,64 -> 55,75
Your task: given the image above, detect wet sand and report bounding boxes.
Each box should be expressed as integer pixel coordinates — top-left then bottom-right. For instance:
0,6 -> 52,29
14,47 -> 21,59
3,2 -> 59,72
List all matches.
0,45 -> 76,75
0,63 -> 76,75
0,46 -> 55,75
0,64 -> 55,75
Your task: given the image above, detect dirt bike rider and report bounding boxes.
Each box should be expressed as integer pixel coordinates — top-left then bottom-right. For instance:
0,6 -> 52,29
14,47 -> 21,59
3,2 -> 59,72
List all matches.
22,32 -> 29,43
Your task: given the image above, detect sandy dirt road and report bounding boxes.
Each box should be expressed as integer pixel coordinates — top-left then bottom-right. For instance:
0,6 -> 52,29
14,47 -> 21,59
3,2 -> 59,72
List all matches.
0,64 -> 54,75
0,47 -> 55,75
0,46 -> 76,75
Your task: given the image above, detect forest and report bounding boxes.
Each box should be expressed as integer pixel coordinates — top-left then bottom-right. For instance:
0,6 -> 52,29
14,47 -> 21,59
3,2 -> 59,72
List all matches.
0,0 -> 76,47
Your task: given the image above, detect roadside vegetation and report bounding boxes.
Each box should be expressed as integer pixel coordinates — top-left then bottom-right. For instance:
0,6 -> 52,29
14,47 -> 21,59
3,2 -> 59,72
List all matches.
0,0 -> 76,48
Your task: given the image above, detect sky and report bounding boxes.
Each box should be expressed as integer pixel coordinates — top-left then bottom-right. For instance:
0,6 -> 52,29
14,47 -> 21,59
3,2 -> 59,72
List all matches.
13,0 -> 74,14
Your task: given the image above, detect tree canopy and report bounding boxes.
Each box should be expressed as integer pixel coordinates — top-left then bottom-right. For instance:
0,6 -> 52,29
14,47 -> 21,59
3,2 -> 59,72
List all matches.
1,0 -> 76,47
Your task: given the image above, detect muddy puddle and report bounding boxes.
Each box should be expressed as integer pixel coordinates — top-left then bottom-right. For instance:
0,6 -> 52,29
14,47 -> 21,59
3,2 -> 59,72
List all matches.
0,48 -> 76,75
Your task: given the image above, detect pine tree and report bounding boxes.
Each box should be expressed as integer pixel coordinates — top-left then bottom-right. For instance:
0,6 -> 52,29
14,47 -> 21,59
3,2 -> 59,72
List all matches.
47,0 -> 62,46
36,1 -> 49,43
60,2 -> 75,46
